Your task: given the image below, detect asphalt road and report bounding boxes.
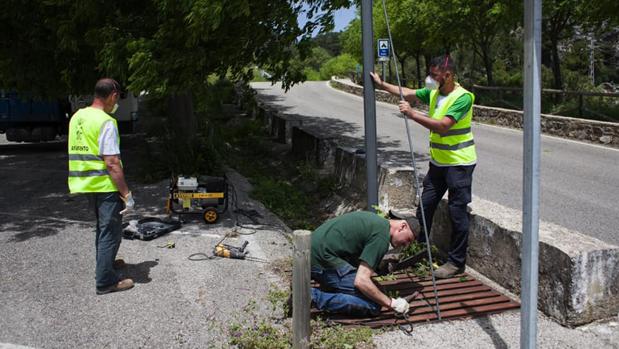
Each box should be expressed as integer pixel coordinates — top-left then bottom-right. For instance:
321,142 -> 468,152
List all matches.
251,81 -> 619,246
1,123 -> 616,348
0,134 -> 291,348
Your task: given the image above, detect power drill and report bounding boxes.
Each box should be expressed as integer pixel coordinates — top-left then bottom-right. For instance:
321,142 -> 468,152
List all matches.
214,240 -> 249,259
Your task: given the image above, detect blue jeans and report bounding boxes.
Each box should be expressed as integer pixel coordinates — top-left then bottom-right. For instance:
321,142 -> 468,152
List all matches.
88,192 -> 123,289
416,163 -> 475,267
311,264 -> 381,317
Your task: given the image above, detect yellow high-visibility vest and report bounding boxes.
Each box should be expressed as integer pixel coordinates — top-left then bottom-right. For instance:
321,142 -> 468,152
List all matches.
428,85 -> 477,165
67,107 -> 119,193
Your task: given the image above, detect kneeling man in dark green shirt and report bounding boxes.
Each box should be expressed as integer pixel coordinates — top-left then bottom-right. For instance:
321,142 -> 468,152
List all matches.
311,211 -> 416,317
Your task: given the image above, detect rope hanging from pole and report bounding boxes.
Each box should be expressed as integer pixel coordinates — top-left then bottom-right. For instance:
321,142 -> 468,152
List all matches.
379,0 -> 442,321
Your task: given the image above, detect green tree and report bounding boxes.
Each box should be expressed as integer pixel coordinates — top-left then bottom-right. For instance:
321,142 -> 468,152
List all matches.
340,17 -> 362,62
319,54 -> 358,80
456,0 -> 520,85
0,0 -> 352,139
313,32 -> 343,56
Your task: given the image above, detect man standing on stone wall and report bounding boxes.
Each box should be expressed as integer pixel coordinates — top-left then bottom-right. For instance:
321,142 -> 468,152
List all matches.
371,55 -> 477,278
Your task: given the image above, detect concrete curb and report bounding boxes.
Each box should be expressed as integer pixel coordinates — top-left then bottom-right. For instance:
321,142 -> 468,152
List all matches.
242,86 -> 619,326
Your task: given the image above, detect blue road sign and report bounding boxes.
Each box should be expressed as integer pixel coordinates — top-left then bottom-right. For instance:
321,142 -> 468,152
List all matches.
377,39 -> 390,60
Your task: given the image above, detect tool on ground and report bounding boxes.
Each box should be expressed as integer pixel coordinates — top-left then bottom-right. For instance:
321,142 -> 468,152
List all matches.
166,175 -> 228,224
157,241 -> 176,249
188,233 -> 267,263
214,240 -> 249,259
122,217 -> 182,240
380,0 -> 442,320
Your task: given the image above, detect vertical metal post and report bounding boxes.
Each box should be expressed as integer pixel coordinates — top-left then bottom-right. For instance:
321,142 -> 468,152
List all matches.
381,61 -> 386,82
521,0 -> 541,348
292,230 -> 311,349
361,0 -> 378,210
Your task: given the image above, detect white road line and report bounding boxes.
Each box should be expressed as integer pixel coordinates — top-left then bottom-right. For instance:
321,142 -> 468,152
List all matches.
0,343 -> 38,349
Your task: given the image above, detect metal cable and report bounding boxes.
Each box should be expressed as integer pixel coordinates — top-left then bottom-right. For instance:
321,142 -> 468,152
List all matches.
380,0 -> 442,320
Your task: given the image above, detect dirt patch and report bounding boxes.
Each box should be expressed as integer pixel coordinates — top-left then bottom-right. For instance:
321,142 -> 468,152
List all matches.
270,257 -> 293,286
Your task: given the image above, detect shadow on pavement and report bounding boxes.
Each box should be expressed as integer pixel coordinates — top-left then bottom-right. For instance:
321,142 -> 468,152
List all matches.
5,219 -> 68,242
125,260 -> 158,284
474,316 -> 509,349
254,93 -> 431,168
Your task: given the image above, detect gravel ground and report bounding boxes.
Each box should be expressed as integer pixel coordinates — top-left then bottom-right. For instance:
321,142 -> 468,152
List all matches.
1,132 -> 617,349
373,311 -> 618,349
0,134 -> 292,348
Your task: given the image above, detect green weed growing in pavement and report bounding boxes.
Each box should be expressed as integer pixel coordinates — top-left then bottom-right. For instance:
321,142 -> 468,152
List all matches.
267,286 -> 290,315
228,286 -> 376,349
228,320 -> 290,349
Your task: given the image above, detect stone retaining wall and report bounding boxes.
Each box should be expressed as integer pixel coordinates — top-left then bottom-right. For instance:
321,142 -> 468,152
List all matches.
331,78 -> 619,148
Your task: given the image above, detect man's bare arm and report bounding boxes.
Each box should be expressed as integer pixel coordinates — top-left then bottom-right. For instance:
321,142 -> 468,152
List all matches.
103,155 -> 129,197
399,101 -> 457,135
369,72 -> 420,105
354,261 -> 391,308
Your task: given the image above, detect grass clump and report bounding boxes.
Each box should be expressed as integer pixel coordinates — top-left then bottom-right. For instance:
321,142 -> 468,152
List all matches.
228,286 -> 376,349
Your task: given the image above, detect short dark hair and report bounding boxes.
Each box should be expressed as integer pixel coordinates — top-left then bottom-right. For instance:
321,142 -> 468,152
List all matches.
94,78 -> 121,99
429,55 -> 456,74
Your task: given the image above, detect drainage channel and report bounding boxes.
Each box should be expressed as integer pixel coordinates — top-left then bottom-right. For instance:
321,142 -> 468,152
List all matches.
311,272 -> 520,328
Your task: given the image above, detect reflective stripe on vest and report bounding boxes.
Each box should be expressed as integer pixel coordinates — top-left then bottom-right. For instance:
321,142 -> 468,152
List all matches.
428,85 -> 477,166
67,107 -> 119,193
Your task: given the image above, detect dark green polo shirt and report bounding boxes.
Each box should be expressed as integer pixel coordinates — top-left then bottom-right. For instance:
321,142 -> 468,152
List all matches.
311,211 -> 390,271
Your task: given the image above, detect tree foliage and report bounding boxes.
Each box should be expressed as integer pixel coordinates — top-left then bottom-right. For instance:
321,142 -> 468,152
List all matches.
0,0 -> 353,98
339,0 -> 618,90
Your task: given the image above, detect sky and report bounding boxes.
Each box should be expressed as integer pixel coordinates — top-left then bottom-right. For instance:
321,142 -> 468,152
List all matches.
333,6 -> 357,32
298,4 -> 358,35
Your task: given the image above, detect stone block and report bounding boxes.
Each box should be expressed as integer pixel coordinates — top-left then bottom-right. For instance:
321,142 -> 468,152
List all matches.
429,196 -> 619,326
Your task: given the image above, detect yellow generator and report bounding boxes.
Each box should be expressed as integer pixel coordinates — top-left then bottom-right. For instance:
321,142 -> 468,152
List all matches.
166,175 -> 228,223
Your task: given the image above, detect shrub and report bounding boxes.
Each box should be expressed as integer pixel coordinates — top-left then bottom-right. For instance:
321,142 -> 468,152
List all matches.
319,54 -> 358,80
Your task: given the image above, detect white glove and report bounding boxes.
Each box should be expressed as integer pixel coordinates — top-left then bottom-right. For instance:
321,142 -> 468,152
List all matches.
120,191 -> 135,215
391,297 -> 410,315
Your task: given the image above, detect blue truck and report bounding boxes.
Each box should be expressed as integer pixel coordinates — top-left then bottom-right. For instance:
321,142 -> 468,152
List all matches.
0,91 -> 138,142
0,91 -> 71,142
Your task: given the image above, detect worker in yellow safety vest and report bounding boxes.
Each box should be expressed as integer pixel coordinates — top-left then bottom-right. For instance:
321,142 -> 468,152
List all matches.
371,55 -> 476,279
68,78 -> 135,295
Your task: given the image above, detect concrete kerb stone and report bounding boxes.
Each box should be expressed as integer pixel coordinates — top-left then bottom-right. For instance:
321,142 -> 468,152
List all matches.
430,197 -> 619,326
333,146 -> 368,192
378,167 -> 419,210
291,127 -> 337,169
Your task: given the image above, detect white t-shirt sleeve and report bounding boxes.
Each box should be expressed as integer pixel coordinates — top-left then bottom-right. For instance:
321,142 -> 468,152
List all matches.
98,120 -> 120,156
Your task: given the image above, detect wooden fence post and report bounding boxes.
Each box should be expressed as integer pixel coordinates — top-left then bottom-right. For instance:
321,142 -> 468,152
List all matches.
293,230 -> 311,349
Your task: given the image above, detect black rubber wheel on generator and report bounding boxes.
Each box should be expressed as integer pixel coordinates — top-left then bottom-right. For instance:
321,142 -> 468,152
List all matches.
203,208 -> 218,224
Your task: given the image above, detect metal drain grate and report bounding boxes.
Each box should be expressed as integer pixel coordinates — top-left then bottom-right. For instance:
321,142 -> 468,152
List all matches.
312,272 -> 520,328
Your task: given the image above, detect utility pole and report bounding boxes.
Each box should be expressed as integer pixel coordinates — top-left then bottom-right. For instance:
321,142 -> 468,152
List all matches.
521,0 -> 541,348
589,33 -> 595,85
361,0 -> 378,210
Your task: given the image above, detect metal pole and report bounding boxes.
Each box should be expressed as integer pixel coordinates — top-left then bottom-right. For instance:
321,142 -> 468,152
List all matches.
292,230 -> 311,349
361,0 -> 378,210
381,61 -> 386,82
521,0 -> 541,348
